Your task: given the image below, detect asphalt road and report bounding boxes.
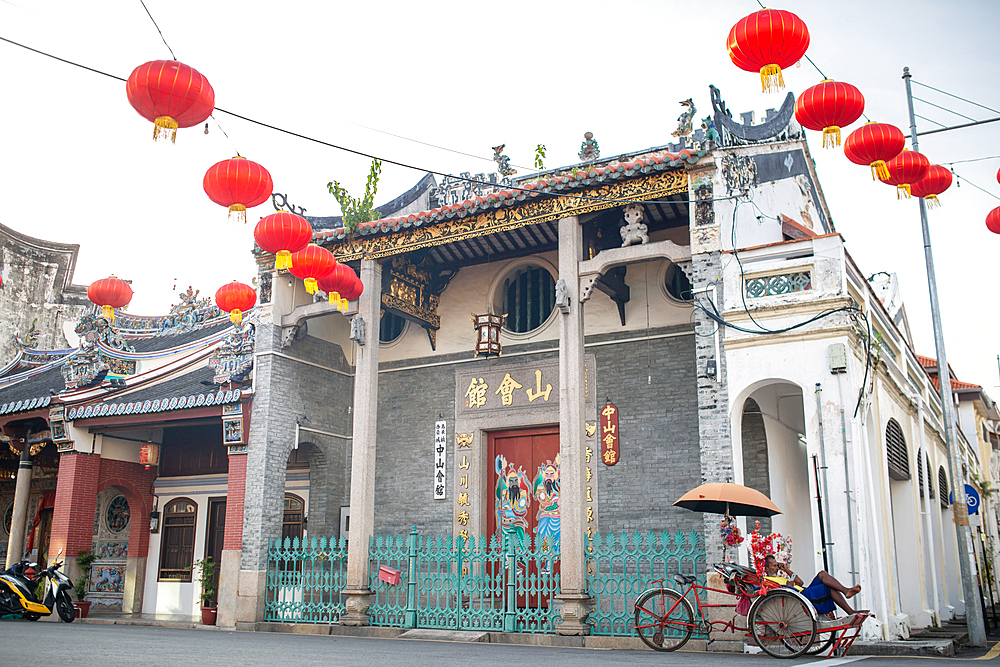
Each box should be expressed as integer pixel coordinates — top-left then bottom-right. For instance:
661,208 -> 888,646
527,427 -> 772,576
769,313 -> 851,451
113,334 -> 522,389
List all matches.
0,621 -> 998,667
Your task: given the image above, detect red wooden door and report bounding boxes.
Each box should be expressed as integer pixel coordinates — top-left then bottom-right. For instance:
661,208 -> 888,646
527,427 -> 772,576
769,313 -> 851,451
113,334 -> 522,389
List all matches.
487,427 -> 560,608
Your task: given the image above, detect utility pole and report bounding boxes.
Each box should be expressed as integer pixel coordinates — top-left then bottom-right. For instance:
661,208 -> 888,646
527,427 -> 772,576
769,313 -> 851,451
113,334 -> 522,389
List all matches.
903,66 -> 987,646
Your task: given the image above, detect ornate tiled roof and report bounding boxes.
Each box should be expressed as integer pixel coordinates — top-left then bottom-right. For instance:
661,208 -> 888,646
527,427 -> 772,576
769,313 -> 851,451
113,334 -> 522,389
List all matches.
317,150 -> 705,242
65,366 -> 244,421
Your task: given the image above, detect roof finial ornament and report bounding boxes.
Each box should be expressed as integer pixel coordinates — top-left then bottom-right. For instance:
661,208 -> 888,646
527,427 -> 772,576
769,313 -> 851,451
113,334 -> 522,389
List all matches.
492,144 -> 517,177
578,132 -> 600,162
672,98 -> 696,138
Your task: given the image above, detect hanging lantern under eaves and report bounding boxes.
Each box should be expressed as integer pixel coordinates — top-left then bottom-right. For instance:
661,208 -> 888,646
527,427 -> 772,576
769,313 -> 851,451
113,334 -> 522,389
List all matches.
471,312 -> 503,357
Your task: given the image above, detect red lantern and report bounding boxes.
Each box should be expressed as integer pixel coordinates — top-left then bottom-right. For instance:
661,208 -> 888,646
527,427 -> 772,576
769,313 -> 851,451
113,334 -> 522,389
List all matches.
88,276 -> 133,321
878,149 -> 930,199
341,267 -> 364,302
254,212 -> 313,271
727,9 -> 810,93
987,207 -> 1000,235
203,157 -> 273,224
844,122 -> 906,181
126,60 -> 215,143
794,80 -> 865,148
214,281 -> 257,325
288,244 -> 337,295
318,263 -> 353,312
910,165 -> 953,209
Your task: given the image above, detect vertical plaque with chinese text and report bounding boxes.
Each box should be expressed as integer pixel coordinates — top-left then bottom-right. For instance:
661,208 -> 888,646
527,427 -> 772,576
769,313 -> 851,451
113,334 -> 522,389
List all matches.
434,420 -> 447,499
600,402 -> 619,466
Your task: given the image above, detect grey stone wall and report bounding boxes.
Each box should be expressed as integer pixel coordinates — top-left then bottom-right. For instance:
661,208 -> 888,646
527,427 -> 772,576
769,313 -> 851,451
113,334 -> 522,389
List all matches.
740,398 -> 771,533
369,325 -> 702,541
243,324 -> 353,570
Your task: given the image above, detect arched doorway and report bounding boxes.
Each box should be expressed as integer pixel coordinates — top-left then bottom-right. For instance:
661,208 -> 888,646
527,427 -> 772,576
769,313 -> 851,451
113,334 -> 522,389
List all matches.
735,382 -> 812,569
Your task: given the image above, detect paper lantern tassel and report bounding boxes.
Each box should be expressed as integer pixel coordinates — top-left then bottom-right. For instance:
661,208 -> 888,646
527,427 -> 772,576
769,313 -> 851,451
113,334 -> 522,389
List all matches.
153,116 -> 179,143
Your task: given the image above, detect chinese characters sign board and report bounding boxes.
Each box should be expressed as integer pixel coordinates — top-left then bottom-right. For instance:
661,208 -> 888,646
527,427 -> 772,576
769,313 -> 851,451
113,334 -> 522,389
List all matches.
434,420 -> 447,499
459,366 -> 556,415
600,402 -> 619,466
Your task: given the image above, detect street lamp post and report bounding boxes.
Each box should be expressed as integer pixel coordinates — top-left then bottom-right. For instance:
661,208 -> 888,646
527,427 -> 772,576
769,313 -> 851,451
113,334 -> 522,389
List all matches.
903,66 -> 987,647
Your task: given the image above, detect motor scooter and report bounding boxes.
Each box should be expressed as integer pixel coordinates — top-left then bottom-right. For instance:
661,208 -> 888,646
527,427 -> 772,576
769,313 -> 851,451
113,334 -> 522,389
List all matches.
0,549 -> 75,622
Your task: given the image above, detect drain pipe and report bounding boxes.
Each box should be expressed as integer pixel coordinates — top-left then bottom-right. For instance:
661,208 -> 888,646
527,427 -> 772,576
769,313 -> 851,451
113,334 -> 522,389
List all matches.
815,383 -> 835,576
914,391 -> 941,624
834,372 -> 859,581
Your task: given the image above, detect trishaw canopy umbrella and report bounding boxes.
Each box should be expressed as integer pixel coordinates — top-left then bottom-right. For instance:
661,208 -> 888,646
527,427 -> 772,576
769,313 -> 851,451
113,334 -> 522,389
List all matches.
673,482 -> 781,517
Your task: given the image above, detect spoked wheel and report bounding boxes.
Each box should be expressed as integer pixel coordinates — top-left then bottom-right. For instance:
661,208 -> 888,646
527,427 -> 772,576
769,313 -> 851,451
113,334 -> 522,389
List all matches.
56,591 -> 75,623
806,632 -> 835,656
633,588 -> 694,652
750,589 -> 816,658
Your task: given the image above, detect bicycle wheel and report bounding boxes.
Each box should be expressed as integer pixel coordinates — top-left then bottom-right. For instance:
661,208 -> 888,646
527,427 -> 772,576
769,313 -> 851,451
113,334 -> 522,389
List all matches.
806,632 -> 835,656
750,590 -> 816,658
633,588 -> 694,651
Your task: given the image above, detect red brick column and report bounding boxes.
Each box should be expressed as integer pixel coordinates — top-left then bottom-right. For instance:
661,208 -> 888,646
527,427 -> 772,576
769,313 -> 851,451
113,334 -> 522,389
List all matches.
224,453 -> 247,551
49,452 -> 101,563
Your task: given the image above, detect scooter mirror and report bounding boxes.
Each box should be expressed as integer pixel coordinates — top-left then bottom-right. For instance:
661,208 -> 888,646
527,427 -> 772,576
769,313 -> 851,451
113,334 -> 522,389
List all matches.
57,548 -> 63,556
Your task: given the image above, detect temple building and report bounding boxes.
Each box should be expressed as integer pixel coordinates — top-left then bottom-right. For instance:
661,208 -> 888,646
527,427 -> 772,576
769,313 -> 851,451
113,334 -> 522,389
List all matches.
1,85 -> 997,641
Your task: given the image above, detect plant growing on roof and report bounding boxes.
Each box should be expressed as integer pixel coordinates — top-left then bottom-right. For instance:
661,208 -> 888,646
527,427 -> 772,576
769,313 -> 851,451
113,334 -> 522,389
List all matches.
327,159 -> 382,234
534,144 -> 546,171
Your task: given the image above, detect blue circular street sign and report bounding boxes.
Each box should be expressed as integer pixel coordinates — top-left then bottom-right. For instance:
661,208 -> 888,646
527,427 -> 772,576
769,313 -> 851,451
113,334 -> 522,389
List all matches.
949,483 -> 981,515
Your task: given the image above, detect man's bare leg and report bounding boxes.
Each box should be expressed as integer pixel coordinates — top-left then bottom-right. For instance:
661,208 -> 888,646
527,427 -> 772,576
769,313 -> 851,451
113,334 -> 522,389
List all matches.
816,571 -> 863,614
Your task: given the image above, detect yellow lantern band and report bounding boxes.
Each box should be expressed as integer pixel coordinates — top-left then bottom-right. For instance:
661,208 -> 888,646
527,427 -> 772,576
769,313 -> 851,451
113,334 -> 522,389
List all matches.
275,250 -> 292,271
759,64 -> 785,93
304,277 -> 318,294
228,203 -> 247,225
328,291 -> 341,305
870,160 -> 890,181
896,184 -> 912,199
102,305 -> 115,321
153,116 -> 179,144
822,126 -> 842,149
230,309 -> 243,326
340,298 -> 348,313
924,194 -> 941,209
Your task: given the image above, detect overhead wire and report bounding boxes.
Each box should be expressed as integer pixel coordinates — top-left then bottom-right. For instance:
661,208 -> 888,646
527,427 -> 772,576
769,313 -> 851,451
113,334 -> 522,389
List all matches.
138,0 -> 176,60
0,33 -> 738,209
911,79 -> 1000,116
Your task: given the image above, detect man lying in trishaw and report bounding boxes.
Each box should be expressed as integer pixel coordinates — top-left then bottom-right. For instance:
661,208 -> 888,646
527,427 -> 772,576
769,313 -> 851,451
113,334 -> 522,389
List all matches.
756,554 -> 871,658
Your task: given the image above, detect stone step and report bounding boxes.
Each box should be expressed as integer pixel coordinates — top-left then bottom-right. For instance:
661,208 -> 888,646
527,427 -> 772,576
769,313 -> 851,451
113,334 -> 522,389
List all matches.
396,629 -> 490,643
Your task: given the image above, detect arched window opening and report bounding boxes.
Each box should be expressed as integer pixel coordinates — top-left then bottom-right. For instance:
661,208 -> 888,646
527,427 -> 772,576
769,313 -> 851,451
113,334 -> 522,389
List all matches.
886,419 -> 909,480
282,494 -> 305,542
938,467 -> 949,509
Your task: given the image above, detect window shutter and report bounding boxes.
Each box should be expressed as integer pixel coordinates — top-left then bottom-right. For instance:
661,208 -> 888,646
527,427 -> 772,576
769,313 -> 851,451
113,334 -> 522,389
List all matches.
886,419 -> 909,480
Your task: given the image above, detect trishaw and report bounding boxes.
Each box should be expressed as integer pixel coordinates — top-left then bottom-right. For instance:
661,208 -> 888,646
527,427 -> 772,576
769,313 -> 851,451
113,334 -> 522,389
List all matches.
633,561 -> 870,658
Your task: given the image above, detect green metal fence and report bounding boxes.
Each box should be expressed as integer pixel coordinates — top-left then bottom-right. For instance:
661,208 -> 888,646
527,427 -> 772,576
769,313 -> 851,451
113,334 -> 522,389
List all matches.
264,535 -> 348,623
263,529 -> 704,636
585,530 -> 705,636
367,528 -> 560,632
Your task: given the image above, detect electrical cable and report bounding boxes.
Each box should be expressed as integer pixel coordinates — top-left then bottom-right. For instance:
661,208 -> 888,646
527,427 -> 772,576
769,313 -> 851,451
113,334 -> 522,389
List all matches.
942,156 -> 1000,166
0,34 -> 738,210
950,170 -> 1000,203
911,79 -> 1000,116
138,0 -> 176,60
915,114 -> 948,130
913,96 -> 978,123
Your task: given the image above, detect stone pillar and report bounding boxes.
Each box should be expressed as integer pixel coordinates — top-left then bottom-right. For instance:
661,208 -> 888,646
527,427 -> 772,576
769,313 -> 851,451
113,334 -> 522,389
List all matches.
218,451 -> 247,628
5,443 -> 32,568
47,451 -> 100,579
122,558 -> 146,613
554,215 -> 590,635
237,276 -> 295,630
691,250 -> 733,563
341,258 -> 382,625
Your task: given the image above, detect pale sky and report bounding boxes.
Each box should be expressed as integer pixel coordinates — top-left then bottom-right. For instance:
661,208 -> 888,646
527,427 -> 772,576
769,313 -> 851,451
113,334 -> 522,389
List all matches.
1,0 -> 998,389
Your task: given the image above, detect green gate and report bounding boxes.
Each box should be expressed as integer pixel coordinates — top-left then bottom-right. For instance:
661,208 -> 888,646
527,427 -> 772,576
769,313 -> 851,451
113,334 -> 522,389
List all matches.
585,530 -> 705,636
264,535 -> 348,623
367,528 -> 560,632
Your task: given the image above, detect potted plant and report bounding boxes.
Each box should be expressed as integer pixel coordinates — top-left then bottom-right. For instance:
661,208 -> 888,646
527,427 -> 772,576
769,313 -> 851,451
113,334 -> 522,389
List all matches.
73,550 -> 98,619
191,557 -> 217,625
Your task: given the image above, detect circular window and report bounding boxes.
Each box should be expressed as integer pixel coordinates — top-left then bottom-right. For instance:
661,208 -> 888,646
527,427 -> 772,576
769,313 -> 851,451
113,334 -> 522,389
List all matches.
663,263 -> 693,303
379,310 -> 407,345
105,495 -> 130,534
493,263 -> 556,334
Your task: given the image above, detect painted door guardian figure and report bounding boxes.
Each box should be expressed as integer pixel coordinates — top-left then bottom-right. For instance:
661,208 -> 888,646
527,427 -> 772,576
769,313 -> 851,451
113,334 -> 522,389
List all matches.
495,454 -> 531,548
533,457 -> 560,572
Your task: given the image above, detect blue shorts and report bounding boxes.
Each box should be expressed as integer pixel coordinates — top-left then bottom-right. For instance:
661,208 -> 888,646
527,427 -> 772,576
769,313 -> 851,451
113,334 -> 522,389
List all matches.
801,576 -> 836,615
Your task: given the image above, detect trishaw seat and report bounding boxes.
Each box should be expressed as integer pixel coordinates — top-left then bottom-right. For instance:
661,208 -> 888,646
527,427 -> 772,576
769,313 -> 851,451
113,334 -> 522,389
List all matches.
673,573 -> 698,586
